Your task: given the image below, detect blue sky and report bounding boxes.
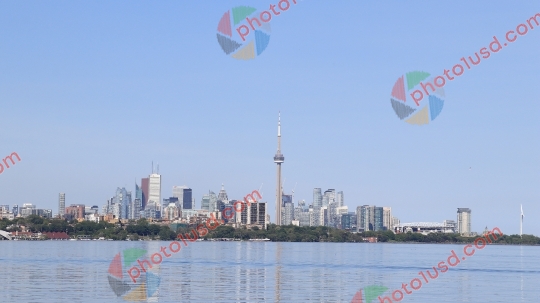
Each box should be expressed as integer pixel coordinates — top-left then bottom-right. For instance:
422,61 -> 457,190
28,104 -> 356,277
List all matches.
1,1 -> 539,235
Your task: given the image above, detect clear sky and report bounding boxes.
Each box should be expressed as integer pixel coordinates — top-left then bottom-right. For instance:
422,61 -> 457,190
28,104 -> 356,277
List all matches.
1,1 -> 538,236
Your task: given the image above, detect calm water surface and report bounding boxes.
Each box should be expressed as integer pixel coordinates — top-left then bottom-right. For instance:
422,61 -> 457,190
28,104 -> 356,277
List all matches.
0,241 -> 538,302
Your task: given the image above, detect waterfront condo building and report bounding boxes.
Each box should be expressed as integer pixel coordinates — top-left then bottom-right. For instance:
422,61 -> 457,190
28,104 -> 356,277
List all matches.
457,208 -> 472,236
58,193 -> 65,218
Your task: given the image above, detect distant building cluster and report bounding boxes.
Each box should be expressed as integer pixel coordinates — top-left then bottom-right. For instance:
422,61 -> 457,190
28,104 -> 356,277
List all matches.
95,164 -> 268,229
0,203 -> 51,220
276,188 -> 396,232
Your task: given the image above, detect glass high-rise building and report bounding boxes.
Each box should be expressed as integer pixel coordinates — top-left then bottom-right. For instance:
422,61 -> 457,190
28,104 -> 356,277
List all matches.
323,189 -> 336,208
183,188 -> 193,209
141,178 -> 149,210
313,188 -> 322,208
135,183 -> 143,208
201,193 -> 210,211
173,186 -> 193,209
374,207 -> 384,231
112,187 -> 132,219
337,191 -> 344,207
357,205 -> 385,232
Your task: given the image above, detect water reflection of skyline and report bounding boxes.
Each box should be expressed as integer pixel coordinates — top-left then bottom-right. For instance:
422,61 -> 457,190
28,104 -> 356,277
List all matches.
0,242 -> 538,302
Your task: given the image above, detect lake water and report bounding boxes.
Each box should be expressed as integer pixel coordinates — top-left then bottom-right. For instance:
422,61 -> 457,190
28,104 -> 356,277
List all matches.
0,241 -> 538,302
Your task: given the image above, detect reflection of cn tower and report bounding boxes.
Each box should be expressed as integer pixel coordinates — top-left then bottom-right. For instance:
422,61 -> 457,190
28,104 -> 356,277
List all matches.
275,242 -> 283,302
274,113 -> 284,226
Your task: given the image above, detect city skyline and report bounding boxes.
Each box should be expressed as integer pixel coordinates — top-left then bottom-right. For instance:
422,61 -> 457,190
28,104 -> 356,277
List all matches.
1,2 -> 538,235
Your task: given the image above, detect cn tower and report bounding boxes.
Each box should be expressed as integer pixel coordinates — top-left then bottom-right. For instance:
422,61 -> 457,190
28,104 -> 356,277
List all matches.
273,113 -> 284,226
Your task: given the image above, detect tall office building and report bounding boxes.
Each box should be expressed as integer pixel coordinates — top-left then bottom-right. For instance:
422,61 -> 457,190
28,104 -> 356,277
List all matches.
172,186 -> 184,200
141,178 -> 149,209
183,189 -> 193,209
336,191 -> 344,207
457,208 -> 472,236
58,193 -> 66,218
201,194 -> 209,211
148,173 -> 161,213
131,198 -> 142,220
323,189 -> 336,208
172,185 -> 185,207
135,183 -> 143,205
172,185 -> 192,209
313,188 -> 322,208
274,113 -> 285,225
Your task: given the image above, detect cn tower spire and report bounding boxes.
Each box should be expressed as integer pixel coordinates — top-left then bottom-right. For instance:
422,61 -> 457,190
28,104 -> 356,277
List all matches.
277,112 -> 282,150
274,112 -> 284,226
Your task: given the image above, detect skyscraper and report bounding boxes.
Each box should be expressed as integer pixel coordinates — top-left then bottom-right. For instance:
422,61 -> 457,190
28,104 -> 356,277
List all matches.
109,187 -> 132,219
201,193 -> 210,211
313,188 -> 322,208
374,207 -> 384,231
58,193 -> 65,218
172,185 -> 192,209
135,183 -> 143,218
141,178 -> 149,209
183,188 -> 193,209
208,191 -> 218,212
281,194 -> 293,225
148,173 -> 161,213
336,191 -> 344,207
323,189 -> 335,207
274,113 -> 285,225
457,208 -> 472,236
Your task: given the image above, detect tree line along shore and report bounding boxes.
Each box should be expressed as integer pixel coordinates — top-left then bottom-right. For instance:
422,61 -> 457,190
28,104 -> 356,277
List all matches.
1,216 -> 539,245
